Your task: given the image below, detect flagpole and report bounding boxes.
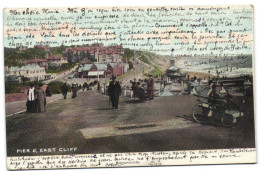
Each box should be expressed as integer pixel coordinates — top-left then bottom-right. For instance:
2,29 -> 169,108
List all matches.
97,52 -> 99,82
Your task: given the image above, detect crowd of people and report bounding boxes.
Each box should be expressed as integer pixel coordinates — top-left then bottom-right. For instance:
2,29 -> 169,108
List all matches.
106,74 -> 154,108
127,74 -> 154,101
25,72 -> 252,129
26,75 -> 155,113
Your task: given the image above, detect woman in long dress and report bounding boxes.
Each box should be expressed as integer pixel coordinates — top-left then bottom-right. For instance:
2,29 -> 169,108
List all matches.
36,83 -> 46,112
26,83 -> 37,113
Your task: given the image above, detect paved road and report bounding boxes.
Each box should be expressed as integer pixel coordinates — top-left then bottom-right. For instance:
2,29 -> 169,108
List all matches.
6,91 -> 255,156
43,65 -> 78,84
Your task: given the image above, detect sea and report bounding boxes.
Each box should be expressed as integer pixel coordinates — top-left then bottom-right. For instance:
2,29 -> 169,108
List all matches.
175,55 -> 253,77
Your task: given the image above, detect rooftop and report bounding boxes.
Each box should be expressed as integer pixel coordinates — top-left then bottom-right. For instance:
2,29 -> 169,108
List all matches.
109,63 -> 118,68
47,56 -> 63,60
27,59 -> 47,63
78,64 -> 93,72
168,66 -> 179,71
8,65 -> 42,71
94,63 -> 108,71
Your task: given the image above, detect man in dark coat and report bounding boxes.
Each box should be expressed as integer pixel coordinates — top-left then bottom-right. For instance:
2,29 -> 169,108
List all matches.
83,82 -> 87,91
61,82 -> 68,99
86,83 -> 89,91
147,74 -> 154,100
45,85 -> 52,97
130,79 -> 137,98
108,76 -> 121,109
72,83 -> 78,99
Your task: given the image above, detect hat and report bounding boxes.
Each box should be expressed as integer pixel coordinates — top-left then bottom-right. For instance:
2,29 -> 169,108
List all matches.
29,83 -> 34,87
148,74 -> 152,76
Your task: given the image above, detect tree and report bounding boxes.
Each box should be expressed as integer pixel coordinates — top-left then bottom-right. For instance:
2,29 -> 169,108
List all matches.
86,51 -> 95,62
67,52 -> 73,63
128,61 -> 133,70
123,48 -> 134,60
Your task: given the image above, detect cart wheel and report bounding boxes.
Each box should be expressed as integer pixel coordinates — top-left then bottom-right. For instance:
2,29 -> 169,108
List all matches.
192,103 -> 210,124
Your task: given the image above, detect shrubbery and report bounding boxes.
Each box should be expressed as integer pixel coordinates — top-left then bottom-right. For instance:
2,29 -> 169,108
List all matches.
46,62 -> 76,74
5,81 -> 42,94
123,48 -> 134,60
149,67 -> 163,78
48,81 -> 65,94
139,55 -> 150,65
128,61 -> 133,70
4,47 -> 47,67
5,82 -> 21,94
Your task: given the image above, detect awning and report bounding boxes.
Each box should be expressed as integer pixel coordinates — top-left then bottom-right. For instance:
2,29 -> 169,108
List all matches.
88,71 -> 104,76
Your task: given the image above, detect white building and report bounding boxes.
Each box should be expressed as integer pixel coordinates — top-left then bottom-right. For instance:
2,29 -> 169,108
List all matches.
5,65 -> 46,82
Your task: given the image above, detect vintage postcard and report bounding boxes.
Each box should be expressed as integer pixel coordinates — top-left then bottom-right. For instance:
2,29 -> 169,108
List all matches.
3,5 -> 256,170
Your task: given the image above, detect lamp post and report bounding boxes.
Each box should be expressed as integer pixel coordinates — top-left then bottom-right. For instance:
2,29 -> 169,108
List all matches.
134,66 -> 136,80
134,51 -> 136,80
96,52 -> 99,82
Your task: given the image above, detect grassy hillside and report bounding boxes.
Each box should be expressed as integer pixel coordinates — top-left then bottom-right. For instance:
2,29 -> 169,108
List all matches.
137,51 -> 170,77
117,50 -> 170,83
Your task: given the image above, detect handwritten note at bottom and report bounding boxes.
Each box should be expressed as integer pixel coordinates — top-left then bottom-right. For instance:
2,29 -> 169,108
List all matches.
7,148 -> 256,170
